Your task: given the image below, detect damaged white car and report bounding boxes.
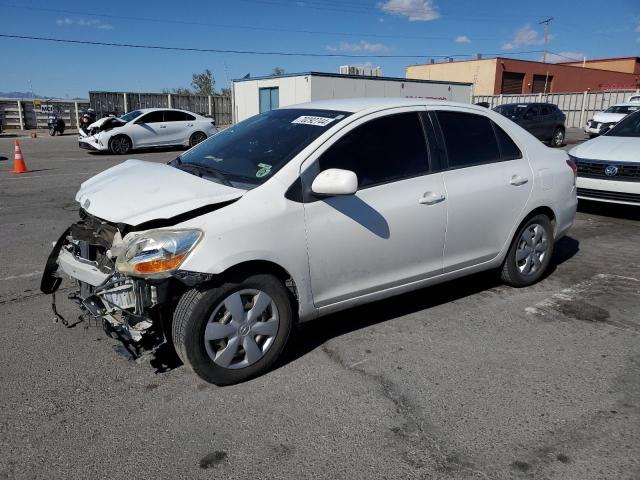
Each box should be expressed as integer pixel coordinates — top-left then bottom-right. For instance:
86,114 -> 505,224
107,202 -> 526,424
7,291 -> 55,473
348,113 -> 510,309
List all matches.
78,108 -> 217,154
42,98 -> 576,385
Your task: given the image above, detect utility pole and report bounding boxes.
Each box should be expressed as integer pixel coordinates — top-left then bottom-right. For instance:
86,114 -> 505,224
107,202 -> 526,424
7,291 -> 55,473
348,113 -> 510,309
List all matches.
539,17 -> 553,63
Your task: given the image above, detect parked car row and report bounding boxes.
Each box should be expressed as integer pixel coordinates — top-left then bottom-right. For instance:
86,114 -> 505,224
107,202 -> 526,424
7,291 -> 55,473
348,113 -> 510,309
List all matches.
78,108 -> 217,154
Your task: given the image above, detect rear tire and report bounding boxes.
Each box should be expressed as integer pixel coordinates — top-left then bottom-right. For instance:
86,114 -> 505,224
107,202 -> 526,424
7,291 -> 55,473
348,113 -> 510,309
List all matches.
501,214 -> 554,287
172,274 -> 293,385
549,127 -> 565,148
189,131 -> 207,147
109,135 -> 132,154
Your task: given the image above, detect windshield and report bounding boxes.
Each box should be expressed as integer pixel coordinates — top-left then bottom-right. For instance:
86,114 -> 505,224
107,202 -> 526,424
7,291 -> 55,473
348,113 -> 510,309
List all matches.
494,104 -> 528,118
119,110 -> 143,122
604,105 -> 640,114
176,108 -> 350,188
605,110 -> 640,137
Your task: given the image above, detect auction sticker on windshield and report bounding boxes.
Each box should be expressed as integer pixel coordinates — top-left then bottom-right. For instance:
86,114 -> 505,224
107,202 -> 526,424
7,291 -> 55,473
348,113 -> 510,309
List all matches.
292,116 -> 337,127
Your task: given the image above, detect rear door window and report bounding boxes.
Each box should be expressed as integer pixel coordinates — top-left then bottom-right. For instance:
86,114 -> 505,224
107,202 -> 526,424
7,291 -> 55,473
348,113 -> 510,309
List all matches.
435,111 -> 501,168
138,111 -> 164,123
318,112 -> 429,188
164,110 -> 188,122
492,122 -> 522,160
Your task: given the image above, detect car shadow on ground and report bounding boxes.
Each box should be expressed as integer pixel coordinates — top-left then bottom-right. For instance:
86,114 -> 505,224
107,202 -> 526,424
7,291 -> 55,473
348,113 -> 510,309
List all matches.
578,200 -> 640,221
278,236 -> 579,370
148,236 -> 580,378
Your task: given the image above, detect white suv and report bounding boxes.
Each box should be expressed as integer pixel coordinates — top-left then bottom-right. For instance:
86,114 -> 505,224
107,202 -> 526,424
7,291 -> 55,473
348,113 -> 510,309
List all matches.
41,98 -> 577,384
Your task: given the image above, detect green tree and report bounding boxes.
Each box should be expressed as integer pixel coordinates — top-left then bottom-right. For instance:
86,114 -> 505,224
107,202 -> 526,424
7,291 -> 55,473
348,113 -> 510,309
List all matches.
272,67 -> 285,76
191,69 -> 216,96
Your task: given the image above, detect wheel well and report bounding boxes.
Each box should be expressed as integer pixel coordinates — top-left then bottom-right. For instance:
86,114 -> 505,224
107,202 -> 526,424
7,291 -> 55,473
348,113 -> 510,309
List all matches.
109,133 -> 131,145
222,260 -> 299,311
522,206 -> 556,232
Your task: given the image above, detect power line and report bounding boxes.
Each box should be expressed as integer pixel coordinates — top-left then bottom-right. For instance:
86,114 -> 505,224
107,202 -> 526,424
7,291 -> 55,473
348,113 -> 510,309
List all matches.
0,33 -> 546,60
0,33 -> 468,58
0,3 -> 505,42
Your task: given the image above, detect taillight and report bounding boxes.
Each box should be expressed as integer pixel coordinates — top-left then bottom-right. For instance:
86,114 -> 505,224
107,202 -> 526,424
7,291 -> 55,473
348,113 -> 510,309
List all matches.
566,158 -> 577,185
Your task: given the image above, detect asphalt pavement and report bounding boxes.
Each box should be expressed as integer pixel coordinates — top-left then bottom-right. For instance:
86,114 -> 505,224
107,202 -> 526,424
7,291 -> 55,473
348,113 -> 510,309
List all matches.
0,133 -> 639,480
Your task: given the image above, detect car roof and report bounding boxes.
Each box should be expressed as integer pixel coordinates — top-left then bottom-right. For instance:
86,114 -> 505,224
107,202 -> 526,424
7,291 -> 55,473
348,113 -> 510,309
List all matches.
136,107 -> 198,114
282,97 -> 488,114
608,102 -> 640,107
497,102 -> 556,107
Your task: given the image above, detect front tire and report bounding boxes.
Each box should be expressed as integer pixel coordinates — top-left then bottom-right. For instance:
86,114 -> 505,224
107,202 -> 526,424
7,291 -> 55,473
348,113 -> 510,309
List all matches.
109,135 -> 132,154
501,214 -> 554,287
172,274 -> 293,385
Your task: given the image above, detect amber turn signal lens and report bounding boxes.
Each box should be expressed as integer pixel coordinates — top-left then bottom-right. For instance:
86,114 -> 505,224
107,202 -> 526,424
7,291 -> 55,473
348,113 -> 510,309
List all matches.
133,252 -> 188,274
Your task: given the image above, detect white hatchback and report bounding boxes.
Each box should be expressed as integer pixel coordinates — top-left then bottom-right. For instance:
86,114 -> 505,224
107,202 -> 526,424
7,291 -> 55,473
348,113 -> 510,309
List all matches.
78,108 -> 218,154
43,98 -> 577,384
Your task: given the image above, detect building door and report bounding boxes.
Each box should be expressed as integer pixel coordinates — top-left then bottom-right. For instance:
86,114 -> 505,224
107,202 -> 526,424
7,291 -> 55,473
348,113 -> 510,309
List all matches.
532,74 -> 553,93
501,72 -> 525,94
259,87 -> 279,113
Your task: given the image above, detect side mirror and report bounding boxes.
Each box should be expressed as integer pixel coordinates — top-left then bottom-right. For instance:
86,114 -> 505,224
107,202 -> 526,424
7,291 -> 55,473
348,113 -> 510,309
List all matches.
311,168 -> 358,196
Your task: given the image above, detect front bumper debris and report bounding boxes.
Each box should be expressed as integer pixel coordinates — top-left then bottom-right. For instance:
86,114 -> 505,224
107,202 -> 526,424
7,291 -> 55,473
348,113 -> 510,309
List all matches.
40,214 -> 166,358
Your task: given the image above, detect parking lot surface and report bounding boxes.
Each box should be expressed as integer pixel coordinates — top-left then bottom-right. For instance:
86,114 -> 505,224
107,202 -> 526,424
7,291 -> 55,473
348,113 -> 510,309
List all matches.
1,134 -> 639,480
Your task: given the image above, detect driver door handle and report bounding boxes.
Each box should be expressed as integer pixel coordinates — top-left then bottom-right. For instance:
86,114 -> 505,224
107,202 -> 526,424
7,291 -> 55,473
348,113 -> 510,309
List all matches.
510,175 -> 529,186
419,192 -> 446,205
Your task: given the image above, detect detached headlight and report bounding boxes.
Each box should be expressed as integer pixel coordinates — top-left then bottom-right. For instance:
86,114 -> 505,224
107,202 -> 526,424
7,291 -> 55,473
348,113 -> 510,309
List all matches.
115,229 -> 202,278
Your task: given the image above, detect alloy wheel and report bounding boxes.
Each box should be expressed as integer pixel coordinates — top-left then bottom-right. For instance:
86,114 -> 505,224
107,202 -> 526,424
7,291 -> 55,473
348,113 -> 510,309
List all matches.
552,129 -> 564,147
203,289 -> 280,369
515,223 -> 549,276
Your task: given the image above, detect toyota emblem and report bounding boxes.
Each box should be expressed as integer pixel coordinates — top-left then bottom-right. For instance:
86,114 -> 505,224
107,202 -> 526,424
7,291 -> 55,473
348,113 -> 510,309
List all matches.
604,165 -> 619,177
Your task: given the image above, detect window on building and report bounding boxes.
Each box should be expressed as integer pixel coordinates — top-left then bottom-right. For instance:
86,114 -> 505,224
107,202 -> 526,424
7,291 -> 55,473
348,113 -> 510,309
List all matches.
259,87 -> 279,113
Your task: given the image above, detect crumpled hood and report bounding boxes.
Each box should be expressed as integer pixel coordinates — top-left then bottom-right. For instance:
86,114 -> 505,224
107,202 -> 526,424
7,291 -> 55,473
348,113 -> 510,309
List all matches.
570,136 -> 640,163
76,159 -> 245,225
592,112 -> 626,123
87,117 -> 114,129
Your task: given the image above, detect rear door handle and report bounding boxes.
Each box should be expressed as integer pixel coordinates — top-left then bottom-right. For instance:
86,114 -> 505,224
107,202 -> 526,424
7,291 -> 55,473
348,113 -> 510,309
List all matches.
510,175 -> 528,186
419,192 -> 446,205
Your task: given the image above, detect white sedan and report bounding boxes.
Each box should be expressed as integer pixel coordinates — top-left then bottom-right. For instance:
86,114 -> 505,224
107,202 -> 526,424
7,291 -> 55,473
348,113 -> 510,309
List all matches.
570,109 -> 640,206
584,103 -> 640,137
79,108 -> 218,154
44,98 -> 577,384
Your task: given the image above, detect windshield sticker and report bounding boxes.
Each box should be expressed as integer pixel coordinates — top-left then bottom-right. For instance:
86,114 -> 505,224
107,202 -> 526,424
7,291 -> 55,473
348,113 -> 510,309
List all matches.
292,115 -> 337,127
256,163 -> 272,178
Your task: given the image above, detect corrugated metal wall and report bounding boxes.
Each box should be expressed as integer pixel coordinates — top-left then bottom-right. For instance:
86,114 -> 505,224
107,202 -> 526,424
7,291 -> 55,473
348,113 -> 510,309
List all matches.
0,99 -> 89,130
473,89 -> 640,128
89,91 -> 232,125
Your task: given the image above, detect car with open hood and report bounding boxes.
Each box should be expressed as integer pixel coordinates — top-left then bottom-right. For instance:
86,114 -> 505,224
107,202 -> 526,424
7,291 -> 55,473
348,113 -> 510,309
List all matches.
42,98 -> 577,385
570,109 -> 640,206
78,108 -> 217,154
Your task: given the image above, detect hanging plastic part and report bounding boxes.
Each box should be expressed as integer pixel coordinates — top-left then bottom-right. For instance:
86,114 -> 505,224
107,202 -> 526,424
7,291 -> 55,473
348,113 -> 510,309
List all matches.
51,292 -> 68,326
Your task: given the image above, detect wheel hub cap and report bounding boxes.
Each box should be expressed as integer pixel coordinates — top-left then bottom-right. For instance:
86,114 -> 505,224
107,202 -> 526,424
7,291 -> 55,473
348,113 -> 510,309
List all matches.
203,289 -> 279,369
515,223 -> 549,276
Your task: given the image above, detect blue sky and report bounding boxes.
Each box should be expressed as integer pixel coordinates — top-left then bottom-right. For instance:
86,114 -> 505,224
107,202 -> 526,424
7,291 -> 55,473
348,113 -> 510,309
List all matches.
1,0 -> 639,98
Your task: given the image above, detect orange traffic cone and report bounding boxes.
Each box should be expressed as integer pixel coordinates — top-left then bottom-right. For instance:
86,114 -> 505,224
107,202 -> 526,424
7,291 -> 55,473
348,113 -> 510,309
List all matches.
11,140 -> 31,174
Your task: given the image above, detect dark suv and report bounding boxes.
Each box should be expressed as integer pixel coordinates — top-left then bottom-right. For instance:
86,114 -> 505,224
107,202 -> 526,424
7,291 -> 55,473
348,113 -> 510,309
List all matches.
494,103 -> 566,147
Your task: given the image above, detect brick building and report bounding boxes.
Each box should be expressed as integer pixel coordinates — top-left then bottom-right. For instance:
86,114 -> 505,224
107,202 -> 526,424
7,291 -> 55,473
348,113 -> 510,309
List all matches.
406,57 -> 640,95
